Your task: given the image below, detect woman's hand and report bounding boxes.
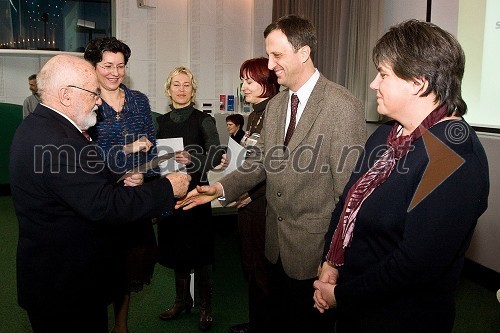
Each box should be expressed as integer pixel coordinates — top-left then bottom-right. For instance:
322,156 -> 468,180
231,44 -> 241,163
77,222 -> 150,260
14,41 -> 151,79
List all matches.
313,281 -> 337,313
318,261 -> 339,284
123,136 -> 153,154
123,172 -> 144,187
213,153 -> 229,170
313,262 -> 339,313
175,150 -> 191,165
235,192 -> 252,208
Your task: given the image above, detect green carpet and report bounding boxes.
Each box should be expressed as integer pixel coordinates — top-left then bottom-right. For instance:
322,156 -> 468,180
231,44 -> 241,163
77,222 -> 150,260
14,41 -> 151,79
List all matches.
1,195 -> 499,332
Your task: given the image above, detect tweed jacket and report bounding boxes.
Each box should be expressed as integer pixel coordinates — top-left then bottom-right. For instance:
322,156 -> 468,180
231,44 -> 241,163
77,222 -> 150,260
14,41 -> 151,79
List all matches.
220,74 -> 366,280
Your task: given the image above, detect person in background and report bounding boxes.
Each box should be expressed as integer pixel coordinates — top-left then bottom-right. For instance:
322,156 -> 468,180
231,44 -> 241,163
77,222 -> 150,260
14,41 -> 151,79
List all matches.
313,20 -> 490,333
176,14 -> 366,333
228,57 -> 280,333
9,54 -> 190,333
226,113 -> 245,144
22,73 -> 41,118
84,37 -> 158,333
156,66 -> 223,331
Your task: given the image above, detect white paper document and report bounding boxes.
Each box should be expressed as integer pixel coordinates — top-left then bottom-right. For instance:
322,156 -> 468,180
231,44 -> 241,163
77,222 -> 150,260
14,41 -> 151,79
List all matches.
156,138 -> 184,175
225,137 -> 247,174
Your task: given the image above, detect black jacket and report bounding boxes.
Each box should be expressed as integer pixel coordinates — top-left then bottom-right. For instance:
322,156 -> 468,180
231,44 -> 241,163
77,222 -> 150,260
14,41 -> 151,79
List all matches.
10,104 -> 175,311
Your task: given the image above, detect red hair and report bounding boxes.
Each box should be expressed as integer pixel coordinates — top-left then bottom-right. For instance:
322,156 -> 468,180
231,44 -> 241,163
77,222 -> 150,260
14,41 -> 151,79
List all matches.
239,57 -> 280,98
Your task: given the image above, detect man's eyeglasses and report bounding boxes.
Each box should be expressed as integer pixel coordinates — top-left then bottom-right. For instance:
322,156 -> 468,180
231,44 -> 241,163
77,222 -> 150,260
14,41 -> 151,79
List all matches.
97,64 -> 127,73
67,85 -> 101,100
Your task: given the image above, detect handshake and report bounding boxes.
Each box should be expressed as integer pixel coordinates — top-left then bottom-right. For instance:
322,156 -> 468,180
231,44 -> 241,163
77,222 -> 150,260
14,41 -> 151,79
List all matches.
123,172 -> 191,199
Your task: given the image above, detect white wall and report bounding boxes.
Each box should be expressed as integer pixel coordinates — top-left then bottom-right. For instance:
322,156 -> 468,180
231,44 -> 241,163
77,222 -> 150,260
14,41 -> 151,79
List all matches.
115,0 -> 272,115
382,0 -> 426,31
0,52 -> 54,104
382,0 -> 459,34
431,0 -> 459,35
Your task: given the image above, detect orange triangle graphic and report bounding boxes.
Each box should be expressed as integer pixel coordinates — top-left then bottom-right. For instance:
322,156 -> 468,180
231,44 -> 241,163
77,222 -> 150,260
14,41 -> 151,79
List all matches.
408,125 -> 465,211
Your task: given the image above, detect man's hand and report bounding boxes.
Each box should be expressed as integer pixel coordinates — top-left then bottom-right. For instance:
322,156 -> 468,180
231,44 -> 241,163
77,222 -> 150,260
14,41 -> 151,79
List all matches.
123,136 -> 153,154
123,172 -> 144,187
175,183 -> 223,210
166,173 -> 191,198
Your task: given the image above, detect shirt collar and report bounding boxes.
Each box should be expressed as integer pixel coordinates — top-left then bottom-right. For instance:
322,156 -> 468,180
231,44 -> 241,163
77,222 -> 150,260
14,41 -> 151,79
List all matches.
41,103 -> 85,134
289,69 -> 320,106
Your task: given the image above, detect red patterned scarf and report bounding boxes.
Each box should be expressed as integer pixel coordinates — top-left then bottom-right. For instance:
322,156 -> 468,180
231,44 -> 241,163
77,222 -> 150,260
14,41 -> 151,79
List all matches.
326,104 -> 448,266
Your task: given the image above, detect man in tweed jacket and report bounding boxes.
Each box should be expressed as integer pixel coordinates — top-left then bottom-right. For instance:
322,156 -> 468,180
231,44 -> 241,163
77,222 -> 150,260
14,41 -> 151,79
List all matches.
179,15 -> 366,332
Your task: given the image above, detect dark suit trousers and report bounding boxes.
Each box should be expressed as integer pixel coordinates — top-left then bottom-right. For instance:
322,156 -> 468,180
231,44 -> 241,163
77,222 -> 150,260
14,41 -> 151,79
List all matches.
27,305 -> 108,333
268,257 -> 335,333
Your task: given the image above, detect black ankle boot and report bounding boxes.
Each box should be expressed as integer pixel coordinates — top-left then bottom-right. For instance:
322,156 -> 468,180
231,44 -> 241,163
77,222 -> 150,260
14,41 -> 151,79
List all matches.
159,273 -> 193,320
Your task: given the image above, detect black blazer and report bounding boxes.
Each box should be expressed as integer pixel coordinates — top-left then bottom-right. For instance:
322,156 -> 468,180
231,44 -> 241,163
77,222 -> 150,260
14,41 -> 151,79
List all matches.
9,104 -> 174,311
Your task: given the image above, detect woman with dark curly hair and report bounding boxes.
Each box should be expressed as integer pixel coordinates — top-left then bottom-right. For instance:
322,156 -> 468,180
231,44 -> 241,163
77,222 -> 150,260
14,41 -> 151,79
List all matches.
84,37 -> 158,333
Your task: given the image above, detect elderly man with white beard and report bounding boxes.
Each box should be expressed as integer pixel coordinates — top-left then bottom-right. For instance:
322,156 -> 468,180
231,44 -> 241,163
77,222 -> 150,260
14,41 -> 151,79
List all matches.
9,54 -> 191,333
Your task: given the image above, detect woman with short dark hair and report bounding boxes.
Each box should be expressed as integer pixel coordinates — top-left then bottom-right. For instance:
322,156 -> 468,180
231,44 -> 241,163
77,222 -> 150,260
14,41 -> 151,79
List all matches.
226,113 -> 245,144
314,20 -> 490,332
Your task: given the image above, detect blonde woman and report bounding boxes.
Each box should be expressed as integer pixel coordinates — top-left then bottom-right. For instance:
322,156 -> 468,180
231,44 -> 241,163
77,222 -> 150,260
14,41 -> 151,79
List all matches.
156,67 -> 223,331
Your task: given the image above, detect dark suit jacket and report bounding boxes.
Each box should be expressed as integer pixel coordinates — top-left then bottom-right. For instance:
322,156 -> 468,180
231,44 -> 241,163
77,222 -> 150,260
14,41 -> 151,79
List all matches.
9,104 -> 174,311
220,74 -> 367,280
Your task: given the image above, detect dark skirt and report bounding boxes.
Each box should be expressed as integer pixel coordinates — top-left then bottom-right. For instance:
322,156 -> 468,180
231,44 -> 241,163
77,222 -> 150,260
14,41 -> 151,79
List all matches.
113,218 -> 158,293
237,194 -> 267,278
157,202 -> 214,271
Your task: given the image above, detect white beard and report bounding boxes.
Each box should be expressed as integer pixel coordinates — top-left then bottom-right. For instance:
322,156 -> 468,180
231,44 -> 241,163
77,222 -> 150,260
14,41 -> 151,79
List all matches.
77,105 -> 98,130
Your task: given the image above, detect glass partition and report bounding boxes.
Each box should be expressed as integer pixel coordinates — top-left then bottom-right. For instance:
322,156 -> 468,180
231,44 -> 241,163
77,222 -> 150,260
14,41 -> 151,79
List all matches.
0,0 -> 112,52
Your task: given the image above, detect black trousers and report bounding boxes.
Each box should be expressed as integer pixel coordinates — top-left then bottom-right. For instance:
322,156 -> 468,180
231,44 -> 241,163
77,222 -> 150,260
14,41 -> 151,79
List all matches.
267,258 -> 335,333
27,304 -> 108,333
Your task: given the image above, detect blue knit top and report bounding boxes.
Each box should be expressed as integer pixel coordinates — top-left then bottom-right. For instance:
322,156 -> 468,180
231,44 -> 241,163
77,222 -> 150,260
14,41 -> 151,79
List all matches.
88,84 -> 156,176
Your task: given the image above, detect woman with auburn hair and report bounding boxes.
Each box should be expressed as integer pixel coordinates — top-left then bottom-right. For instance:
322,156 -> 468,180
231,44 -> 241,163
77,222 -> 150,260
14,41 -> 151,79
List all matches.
229,57 -> 280,333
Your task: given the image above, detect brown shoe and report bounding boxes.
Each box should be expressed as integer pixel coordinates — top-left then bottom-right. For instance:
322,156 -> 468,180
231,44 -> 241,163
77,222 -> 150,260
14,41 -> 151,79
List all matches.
159,274 -> 193,320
